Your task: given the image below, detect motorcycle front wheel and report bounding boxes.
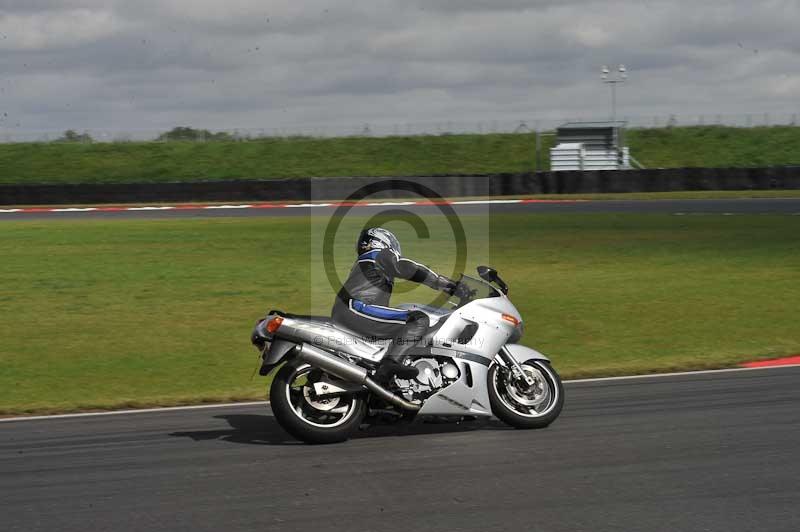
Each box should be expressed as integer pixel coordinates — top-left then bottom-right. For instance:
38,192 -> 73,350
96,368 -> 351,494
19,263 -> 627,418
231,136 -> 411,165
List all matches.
270,360 -> 366,444
488,359 -> 564,429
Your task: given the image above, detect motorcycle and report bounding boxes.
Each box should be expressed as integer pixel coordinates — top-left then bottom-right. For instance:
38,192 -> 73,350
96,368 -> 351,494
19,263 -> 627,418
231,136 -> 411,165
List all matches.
251,266 -> 564,444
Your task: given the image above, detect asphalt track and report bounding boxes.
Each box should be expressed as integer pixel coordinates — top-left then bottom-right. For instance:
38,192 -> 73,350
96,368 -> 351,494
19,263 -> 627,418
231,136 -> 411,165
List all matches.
2,198 -> 800,221
2,366 -> 799,532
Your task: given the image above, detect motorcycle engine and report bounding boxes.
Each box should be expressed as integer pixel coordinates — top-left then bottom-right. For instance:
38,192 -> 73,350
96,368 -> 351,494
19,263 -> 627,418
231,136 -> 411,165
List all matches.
395,358 -> 460,402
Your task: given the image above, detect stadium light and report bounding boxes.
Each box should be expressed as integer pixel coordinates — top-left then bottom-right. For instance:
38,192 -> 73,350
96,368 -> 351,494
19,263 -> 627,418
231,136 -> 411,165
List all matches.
601,64 -> 627,122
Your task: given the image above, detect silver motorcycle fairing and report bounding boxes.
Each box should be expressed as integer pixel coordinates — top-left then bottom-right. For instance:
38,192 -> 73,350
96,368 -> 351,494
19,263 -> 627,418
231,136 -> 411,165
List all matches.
412,345 -> 548,417
430,295 -> 520,358
416,355 -> 493,417
403,293 -> 546,417
266,287 -> 524,368
265,316 -> 386,362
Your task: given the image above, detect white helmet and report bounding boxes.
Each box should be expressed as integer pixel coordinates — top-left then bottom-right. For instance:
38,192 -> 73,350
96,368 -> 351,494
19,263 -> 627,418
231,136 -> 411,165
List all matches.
356,227 -> 401,256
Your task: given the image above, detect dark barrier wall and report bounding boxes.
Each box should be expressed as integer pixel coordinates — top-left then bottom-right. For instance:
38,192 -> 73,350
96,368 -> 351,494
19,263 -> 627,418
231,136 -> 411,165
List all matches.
2,166 -> 800,205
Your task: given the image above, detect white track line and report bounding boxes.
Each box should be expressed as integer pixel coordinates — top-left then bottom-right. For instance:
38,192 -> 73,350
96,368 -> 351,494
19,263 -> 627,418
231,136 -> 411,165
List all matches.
451,199 -> 523,205
0,198 -> 574,216
564,363 -> 800,384
1,364 -> 798,423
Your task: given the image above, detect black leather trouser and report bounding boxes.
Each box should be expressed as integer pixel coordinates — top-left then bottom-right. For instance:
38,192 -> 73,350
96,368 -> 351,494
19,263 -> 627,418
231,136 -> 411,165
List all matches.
332,308 -> 430,363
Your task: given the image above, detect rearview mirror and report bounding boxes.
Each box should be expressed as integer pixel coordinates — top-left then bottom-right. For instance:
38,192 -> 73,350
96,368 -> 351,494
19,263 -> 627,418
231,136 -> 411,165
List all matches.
477,265 -> 509,294
477,265 -> 498,282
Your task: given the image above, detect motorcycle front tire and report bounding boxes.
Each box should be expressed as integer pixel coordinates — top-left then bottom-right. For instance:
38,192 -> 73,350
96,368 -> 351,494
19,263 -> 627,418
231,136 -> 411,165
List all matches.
488,359 -> 564,429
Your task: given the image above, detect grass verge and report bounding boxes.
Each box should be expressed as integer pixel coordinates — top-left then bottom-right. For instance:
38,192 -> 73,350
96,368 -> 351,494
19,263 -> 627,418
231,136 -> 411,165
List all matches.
1,213 -> 798,414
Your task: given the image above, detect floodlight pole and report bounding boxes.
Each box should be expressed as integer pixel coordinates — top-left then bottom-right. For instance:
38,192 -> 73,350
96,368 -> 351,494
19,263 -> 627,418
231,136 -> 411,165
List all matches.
610,82 -> 617,122
601,65 -> 627,122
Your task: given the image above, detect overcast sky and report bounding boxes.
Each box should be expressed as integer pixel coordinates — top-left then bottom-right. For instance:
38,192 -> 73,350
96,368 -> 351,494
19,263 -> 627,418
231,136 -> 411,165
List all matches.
1,0 -> 799,135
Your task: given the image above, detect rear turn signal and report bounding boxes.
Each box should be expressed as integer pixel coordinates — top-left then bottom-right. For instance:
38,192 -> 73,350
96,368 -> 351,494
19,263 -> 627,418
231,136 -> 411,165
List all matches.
266,316 -> 284,334
501,314 -> 520,326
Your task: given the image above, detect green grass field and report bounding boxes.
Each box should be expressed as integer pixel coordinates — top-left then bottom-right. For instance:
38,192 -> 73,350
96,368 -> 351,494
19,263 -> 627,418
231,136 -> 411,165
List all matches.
2,213 -> 799,415
2,126 -> 800,185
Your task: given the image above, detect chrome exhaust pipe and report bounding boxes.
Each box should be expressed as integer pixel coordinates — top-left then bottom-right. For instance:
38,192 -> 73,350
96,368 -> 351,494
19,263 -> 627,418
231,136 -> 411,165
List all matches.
295,342 -> 368,382
363,378 -> 420,411
294,343 -> 420,412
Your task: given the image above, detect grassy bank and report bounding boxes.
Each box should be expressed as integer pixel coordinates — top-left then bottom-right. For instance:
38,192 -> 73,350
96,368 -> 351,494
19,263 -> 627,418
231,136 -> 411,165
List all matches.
1,213 -> 798,414
2,126 -> 800,185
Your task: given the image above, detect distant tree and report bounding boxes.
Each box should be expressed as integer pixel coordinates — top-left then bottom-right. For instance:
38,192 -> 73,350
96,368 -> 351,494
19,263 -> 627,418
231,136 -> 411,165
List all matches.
157,126 -> 233,142
666,115 -> 678,129
57,129 -> 93,143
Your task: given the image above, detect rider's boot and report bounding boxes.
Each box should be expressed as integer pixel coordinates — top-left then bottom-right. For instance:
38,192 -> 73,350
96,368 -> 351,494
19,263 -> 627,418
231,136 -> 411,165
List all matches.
373,311 -> 429,384
374,356 -> 419,383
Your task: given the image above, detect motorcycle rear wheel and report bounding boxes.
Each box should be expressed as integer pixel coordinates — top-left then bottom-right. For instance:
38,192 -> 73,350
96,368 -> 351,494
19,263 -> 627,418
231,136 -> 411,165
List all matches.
488,359 -> 564,429
270,360 -> 366,444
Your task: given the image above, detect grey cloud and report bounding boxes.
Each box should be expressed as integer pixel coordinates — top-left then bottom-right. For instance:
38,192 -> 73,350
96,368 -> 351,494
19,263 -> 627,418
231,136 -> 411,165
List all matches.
1,1 -> 109,13
0,0 -> 798,135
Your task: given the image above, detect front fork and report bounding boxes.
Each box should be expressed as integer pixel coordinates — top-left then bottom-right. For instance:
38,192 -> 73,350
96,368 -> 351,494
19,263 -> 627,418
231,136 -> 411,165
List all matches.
499,345 -> 535,387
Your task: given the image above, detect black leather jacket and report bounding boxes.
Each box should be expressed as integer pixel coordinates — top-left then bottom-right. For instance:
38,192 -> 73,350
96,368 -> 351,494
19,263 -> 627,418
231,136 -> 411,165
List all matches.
332,248 -> 450,317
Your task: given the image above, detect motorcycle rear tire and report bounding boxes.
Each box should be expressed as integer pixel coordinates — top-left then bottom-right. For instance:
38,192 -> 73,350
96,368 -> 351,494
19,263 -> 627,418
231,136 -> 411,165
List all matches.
270,360 -> 367,444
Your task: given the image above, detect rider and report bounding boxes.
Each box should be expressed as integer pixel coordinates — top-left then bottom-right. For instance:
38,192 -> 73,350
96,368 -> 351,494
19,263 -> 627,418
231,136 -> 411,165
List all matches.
331,227 -> 457,383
